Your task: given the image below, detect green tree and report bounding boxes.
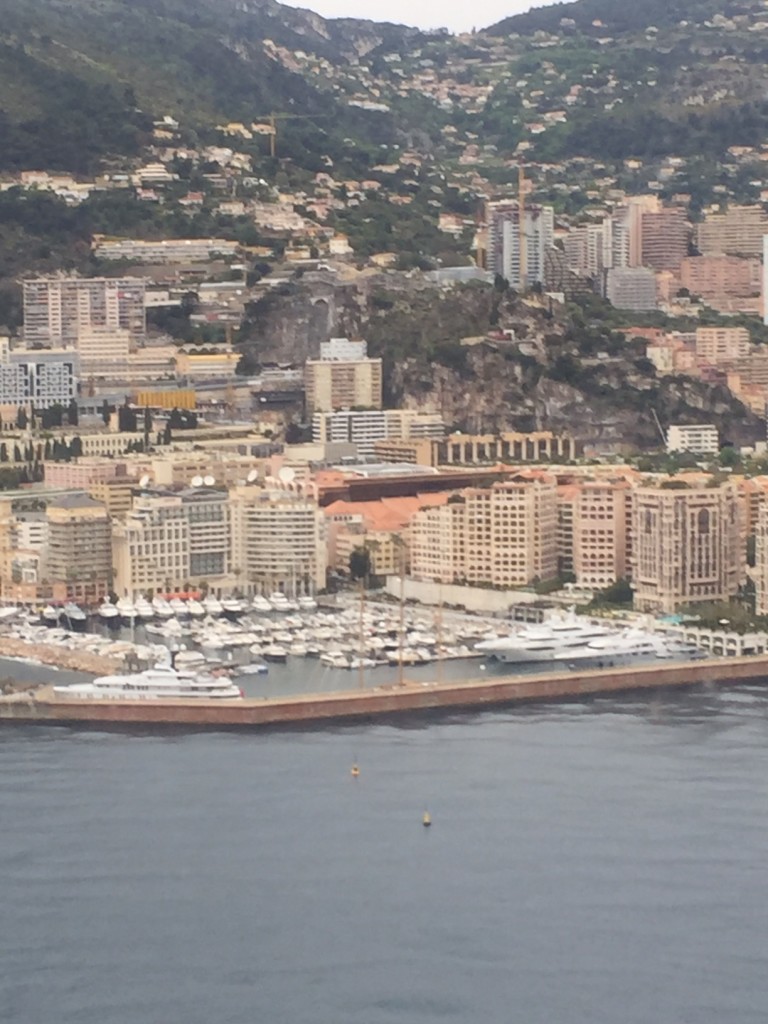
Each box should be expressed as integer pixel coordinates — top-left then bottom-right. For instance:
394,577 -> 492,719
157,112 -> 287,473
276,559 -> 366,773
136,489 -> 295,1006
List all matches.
349,546 -> 371,582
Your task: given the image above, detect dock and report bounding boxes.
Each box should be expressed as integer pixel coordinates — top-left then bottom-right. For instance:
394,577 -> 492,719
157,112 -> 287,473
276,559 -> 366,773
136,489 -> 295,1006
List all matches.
1,655 -> 767,729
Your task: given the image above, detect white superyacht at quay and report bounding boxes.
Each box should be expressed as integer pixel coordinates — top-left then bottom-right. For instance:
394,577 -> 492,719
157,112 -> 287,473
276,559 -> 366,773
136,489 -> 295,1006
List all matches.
475,611 -> 694,667
53,663 -> 244,701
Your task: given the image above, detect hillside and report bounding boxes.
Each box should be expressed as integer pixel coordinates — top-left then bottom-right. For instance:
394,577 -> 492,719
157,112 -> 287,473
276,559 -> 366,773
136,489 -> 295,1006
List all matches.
0,0 -> 421,173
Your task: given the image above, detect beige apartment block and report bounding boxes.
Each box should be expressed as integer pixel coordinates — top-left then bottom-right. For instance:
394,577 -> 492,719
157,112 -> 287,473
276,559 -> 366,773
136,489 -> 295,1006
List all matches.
305,357 -> 383,414
694,326 -> 751,365
640,207 -> 689,271
572,481 -> 630,589
632,481 -> 742,613
754,502 -> 768,616
680,257 -> 762,303
112,494 -> 190,597
76,326 -> 131,378
697,206 -> 768,258
46,494 -> 112,606
230,484 -> 326,596
410,475 -> 558,588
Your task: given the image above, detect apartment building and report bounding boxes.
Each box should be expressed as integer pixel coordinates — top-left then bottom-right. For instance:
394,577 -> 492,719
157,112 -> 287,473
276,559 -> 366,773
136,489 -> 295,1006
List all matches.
112,494 -> 190,597
754,502 -> 768,616
667,424 -> 719,456
92,238 -> 239,263
640,208 -> 688,271
680,256 -> 762,304
632,481 -> 742,613
605,267 -> 657,311
230,484 -> 326,596
0,349 -> 79,411
483,202 -> 555,289
572,480 -> 630,589
696,206 -> 768,258
23,276 -> 146,346
76,327 -> 131,378
694,326 -> 751,365
45,494 -> 112,606
410,475 -> 558,588
305,338 -> 383,415
312,409 -> 444,458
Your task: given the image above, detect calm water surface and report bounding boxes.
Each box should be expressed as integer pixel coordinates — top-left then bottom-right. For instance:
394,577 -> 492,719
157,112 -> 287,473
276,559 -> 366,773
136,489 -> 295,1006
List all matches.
3,683 -> 768,1024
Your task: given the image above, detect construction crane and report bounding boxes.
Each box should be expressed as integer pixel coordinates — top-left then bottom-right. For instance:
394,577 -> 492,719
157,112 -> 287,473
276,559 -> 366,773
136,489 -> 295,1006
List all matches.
252,112 -> 331,159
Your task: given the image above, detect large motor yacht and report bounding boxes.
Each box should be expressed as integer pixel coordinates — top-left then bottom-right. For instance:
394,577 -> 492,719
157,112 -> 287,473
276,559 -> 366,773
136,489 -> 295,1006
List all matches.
475,612 -> 689,667
53,664 -> 244,701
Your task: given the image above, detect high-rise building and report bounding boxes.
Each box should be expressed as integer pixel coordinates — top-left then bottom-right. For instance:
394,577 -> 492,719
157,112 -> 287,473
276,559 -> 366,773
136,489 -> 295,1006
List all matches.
572,480 -> 630,589
485,202 -> 555,288
230,484 -> 326,596
631,481 -> 742,613
410,475 -> 558,588
640,207 -> 689,271
754,502 -> 768,616
305,338 -> 383,415
112,494 -> 190,598
45,494 -> 112,606
23,276 -> 146,347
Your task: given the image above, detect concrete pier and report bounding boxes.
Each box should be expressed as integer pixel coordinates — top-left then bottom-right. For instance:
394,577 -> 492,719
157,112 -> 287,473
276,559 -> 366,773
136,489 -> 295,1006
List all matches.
1,655 -> 767,729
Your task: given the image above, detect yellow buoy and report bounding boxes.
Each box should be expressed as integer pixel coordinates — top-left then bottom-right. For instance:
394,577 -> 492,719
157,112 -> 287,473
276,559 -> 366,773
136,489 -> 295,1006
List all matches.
422,811 -> 432,828
351,764 -> 360,778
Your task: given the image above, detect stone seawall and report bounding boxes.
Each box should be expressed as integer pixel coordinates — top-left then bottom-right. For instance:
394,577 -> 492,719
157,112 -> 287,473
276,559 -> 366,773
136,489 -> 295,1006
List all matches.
1,655 -> 768,729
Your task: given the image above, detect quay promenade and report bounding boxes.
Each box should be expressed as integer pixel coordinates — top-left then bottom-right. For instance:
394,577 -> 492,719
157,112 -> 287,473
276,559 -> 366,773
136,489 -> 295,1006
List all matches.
0,636 -> 122,677
1,655 -> 767,728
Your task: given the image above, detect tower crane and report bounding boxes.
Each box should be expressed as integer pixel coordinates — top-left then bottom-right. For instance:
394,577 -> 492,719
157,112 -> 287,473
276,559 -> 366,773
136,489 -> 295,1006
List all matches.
252,112 -> 331,159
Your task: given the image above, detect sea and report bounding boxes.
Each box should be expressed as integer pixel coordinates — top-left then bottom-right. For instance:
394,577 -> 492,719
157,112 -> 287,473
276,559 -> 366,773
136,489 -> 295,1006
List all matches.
2,668 -> 768,1024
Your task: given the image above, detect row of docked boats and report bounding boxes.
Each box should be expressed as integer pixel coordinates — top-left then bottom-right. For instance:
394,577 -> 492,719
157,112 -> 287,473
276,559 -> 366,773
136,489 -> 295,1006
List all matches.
39,592 -> 319,630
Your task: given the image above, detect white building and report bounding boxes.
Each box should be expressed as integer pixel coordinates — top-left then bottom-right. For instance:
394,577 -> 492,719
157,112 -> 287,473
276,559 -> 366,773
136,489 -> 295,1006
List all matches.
0,348 -> 79,410
319,338 -> 368,361
312,409 -> 445,458
667,424 -> 720,456
605,267 -> 657,311
486,202 -> 555,289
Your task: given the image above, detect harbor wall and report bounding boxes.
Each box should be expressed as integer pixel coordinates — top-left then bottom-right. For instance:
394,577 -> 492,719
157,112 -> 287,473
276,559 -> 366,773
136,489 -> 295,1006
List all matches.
2,655 -> 768,729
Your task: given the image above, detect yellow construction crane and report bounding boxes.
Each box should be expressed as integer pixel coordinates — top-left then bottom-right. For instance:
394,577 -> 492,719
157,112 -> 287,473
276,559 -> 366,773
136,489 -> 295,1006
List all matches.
252,112 -> 331,159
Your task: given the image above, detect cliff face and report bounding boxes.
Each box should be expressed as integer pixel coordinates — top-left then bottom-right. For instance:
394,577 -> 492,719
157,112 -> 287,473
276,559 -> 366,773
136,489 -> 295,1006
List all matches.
237,273 -> 762,449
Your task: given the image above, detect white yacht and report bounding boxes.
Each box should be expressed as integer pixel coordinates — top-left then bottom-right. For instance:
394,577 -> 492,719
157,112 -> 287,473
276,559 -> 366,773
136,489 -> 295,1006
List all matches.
251,595 -> 272,614
203,594 -> 224,617
135,596 -> 155,621
187,599 -> 205,619
116,596 -> 138,626
62,603 -> 87,632
475,612 -> 611,663
222,597 -> 246,619
98,601 -> 120,628
170,597 -> 189,618
476,614 -> 689,667
41,605 -> 61,627
268,592 -> 290,613
152,596 -> 174,620
53,663 -> 243,701
298,596 -> 318,613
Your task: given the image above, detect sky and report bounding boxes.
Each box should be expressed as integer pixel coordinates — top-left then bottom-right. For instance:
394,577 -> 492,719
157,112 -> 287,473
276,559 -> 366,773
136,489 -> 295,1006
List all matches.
278,0 -> 557,34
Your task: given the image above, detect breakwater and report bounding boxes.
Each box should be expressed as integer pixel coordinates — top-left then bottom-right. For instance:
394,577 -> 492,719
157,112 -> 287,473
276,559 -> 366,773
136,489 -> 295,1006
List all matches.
1,655 -> 768,729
